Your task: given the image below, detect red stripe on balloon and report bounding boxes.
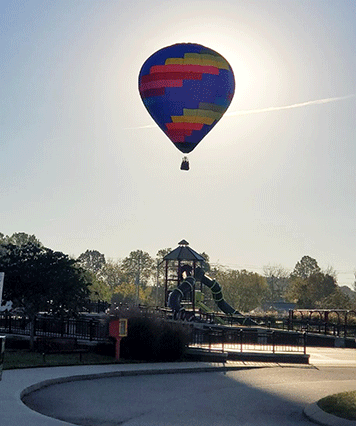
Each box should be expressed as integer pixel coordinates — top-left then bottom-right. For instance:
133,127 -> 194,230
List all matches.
140,87 -> 165,98
165,129 -> 193,142
140,79 -> 183,91
140,72 -> 203,83
166,129 -> 193,136
166,132 -> 186,142
150,64 -> 219,75
166,122 -> 204,131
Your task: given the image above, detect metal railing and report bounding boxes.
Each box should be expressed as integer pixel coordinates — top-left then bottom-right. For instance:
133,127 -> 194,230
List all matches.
0,312 -> 307,353
0,314 -> 108,341
189,326 -> 306,354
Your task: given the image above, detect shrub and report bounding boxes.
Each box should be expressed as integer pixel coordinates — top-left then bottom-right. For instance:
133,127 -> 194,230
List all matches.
3,336 -> 30,350
107,306 -> 189,362
93,340 -> 116,357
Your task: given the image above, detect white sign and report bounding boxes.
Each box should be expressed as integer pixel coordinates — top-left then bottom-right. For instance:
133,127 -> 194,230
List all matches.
0,273 -> 4,306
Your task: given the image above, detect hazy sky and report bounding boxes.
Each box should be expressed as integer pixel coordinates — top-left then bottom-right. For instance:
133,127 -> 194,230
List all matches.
1,1 -> 356,287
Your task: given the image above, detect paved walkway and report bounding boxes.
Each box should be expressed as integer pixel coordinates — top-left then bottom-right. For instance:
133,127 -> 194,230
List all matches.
1,347 -> 356,426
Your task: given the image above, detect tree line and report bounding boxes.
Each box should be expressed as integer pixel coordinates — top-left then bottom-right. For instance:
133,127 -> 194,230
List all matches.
0,233 -> 355,321
78,248 -> 356,312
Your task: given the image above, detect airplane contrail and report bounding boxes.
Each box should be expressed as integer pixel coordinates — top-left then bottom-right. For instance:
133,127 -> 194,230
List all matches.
226,94 -> 355,116
126,124 -> 156,129
127,94 -> 355,129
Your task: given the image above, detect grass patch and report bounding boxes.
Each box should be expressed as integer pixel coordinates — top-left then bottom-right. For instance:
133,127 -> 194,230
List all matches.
318,391 -> 356,420
3,349 -> 116,370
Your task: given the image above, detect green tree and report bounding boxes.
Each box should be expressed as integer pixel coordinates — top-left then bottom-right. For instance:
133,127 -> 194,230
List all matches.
101,259 -> 124,291
318,288 -> 352,309
87,273 -> 112,302
77,250 -> 110,301
309,273 -> 337,302
97,254 -> 155,306
155,248 -> 172,307
77,250 -> 106,273
200,252 -> 211,273
0,243 -> 90,349
285,276 -> 313,308
155,248 -> 171,283
111,280 -> 137,305
121,250 -> 154,304
291,255 -> 321,279
100,259 -> 136,304
286,256 -> 340,308
84,259 -> 127,303
0,232 -> 42,246
213,267 -> 268,312
286,272 -> 337,308
156,248 -> 172,261
263,264 -> 290,305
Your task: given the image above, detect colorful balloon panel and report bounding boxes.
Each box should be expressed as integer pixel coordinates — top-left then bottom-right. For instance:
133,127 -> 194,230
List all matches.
139,43 -> 235,154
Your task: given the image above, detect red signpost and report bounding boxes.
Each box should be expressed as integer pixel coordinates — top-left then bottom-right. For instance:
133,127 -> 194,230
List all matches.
109,319 -> 128,361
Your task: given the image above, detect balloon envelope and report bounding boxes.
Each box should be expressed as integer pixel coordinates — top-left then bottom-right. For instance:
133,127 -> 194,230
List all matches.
139,43 -> 235,154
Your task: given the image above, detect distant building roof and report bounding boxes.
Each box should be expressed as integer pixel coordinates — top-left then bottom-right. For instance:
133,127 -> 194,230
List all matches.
262,301 -> 296,312
163,240 -> 206,262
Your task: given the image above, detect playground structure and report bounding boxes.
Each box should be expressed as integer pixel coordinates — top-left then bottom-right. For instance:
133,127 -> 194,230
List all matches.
163,240 -> 253,325
162,240 -> 205,313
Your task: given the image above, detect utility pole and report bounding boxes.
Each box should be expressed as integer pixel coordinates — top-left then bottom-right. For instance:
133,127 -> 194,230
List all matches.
271,275 -> 275,310
135,255 -> 141,305
0,273 -> 4,306
155,260 -> 164,307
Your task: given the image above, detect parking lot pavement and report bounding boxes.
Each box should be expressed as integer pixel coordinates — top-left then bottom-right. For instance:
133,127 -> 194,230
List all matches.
308,346 -> 356,367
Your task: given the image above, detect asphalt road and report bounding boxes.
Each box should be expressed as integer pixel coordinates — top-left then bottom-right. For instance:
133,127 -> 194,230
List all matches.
23,349 -> 356,426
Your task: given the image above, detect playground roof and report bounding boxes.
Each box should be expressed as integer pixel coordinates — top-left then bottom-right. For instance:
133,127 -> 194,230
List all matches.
163,240 -> 206,262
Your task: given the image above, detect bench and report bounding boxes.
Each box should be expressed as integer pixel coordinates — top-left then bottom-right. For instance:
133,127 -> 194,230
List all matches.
36,337 -> 89,362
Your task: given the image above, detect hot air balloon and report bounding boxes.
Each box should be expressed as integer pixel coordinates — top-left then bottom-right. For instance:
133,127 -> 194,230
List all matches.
138,43 -> 235,170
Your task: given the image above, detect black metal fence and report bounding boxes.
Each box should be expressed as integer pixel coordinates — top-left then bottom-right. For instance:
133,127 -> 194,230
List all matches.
0,312 -> 306,354
287,320 -> 356,338
0,314 -> 108,341
188,326 -> 306,354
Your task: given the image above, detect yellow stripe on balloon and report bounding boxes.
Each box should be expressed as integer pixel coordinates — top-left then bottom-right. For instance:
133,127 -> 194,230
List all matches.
184,53 -> 230,69
182,54 -> 215,67
165,58 -> 184,65
183,108 -> 223,120
165,53 -> 230,70
171,115 -> 215,125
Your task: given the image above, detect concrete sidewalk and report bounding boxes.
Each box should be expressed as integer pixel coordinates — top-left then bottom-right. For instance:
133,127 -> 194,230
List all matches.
1,347 -> 356,426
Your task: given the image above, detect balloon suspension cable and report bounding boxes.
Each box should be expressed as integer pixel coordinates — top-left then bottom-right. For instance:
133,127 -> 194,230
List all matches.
180,156 -> 189,171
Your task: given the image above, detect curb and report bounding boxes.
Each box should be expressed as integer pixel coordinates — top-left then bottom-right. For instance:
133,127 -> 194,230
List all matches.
185,347 -> 310,364
20,363 -> 259,401
304,402 -> 356,426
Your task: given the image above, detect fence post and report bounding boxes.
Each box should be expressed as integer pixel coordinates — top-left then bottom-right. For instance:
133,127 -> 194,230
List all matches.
303,332 -> 307,354
272,331 -> 275,354
240,329 -> 243,353
288,310 -> 293,331
7,313 -> 11,334
60,319 -> 65,337
192,326 -> 197,347
89,320 -> 94,341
